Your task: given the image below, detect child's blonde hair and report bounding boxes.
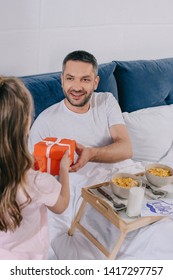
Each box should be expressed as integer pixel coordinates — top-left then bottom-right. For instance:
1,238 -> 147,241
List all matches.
0,76 -> 34,232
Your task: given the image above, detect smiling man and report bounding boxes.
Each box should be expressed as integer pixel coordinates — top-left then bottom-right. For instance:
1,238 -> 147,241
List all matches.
29,50 -> 132,171
61,54 -> 99,113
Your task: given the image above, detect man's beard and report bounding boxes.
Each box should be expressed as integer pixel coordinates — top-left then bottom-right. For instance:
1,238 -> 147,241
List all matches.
63,90 -> 93,107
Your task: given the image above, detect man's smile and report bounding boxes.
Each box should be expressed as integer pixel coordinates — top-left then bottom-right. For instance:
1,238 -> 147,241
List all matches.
69,91 -> 86,98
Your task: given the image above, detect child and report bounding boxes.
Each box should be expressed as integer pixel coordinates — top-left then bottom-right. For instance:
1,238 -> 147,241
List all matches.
0,76 -> 72,259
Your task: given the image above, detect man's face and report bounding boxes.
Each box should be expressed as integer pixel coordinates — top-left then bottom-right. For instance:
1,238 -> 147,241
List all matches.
61,60 -> 99,112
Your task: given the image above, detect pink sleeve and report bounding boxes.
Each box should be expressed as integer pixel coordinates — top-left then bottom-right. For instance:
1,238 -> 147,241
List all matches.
32,171 -> 62,207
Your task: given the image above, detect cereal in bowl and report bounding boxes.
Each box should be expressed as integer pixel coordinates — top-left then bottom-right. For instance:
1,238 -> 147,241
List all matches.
148,167 -> 171,177
112,177 -> 138,188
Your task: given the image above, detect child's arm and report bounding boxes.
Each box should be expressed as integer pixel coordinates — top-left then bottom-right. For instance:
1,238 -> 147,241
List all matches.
47,150 -> 71,214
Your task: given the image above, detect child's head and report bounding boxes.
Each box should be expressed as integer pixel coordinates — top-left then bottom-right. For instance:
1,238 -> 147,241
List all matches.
0,76 -> 34,231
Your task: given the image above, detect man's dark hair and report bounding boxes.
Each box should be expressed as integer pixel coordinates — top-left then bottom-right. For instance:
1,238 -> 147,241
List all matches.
62,50 -> 98,75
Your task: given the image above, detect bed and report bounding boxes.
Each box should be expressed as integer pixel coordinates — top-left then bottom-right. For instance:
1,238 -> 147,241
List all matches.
22,57 -> 173,260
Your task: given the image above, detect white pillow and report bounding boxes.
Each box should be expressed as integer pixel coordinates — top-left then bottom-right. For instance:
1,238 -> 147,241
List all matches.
123,105 -> 173,162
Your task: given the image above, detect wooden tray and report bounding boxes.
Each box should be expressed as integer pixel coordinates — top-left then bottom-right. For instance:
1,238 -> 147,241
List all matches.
68,179 -> 163,259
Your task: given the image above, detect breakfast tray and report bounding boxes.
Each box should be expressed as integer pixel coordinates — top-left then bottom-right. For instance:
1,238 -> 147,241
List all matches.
68,177 -> 163,259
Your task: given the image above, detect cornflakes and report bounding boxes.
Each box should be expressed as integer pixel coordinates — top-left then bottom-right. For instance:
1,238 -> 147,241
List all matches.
148,167 -> 171,177
112,177 -> 138,188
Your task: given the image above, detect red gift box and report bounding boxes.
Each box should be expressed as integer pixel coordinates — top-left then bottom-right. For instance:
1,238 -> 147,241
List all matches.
34,137 -> 76,175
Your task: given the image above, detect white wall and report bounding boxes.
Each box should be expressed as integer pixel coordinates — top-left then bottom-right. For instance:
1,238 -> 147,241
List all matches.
1,0 -> 173,76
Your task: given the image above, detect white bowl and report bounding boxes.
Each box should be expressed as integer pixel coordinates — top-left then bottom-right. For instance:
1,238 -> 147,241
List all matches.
145,163 -> 173,187
111,172 -> 141,199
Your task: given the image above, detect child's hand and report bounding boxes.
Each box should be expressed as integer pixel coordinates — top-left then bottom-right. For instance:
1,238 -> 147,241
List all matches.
60,150 -> 72,172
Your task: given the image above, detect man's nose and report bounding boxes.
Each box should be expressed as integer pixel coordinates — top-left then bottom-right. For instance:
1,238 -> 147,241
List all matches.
72,80 -> 82,91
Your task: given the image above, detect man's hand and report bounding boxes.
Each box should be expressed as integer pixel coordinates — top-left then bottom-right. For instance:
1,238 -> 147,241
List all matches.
70,143 -> 92,172
69,123 -> 133,172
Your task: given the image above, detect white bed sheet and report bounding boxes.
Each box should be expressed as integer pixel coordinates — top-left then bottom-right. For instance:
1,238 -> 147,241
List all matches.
48,152 -> 173,260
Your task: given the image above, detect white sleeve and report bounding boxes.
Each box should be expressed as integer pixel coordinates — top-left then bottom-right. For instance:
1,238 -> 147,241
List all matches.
106,92 -> 125,127
28,115 -> 50,153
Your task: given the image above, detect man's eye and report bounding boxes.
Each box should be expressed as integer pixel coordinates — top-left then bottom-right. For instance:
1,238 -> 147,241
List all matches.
66,77 -> 73,80
83,78 -> 90,82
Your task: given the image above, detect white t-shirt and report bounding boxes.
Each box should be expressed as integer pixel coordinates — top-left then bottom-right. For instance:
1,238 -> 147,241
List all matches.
0,169 -> 61,259
29,92 -> 124,152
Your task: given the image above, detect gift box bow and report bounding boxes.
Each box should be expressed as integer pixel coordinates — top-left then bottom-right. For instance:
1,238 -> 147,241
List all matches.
43,138 -> 72,173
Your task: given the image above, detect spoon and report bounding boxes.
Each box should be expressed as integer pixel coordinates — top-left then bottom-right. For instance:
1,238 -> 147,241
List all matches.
139,176 -> 168,196
97,187 -> 126,210
145,184 -> 167,196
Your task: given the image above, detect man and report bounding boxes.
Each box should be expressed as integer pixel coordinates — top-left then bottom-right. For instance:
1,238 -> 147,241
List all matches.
29,50 -> 132,171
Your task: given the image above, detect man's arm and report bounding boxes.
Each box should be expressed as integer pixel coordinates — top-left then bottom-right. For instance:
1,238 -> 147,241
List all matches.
70,124 -> 133,172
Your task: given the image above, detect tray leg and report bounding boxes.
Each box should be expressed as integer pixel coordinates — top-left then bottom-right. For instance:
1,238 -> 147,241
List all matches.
68,199 -> 87,236
109,231 -> 127,260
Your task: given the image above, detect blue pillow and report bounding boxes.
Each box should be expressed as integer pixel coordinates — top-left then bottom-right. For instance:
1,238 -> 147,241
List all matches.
97,62 -> 118,99
113,58 -> 173,112
21,72 -> 63,120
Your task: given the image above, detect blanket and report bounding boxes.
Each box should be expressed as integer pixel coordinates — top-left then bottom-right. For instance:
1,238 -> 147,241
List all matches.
48,153 -> 173,260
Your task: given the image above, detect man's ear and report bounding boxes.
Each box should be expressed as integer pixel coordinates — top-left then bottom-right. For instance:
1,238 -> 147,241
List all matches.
60,73 -> 63,87
61,73 -> 63,84
94,76 -> 100,90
